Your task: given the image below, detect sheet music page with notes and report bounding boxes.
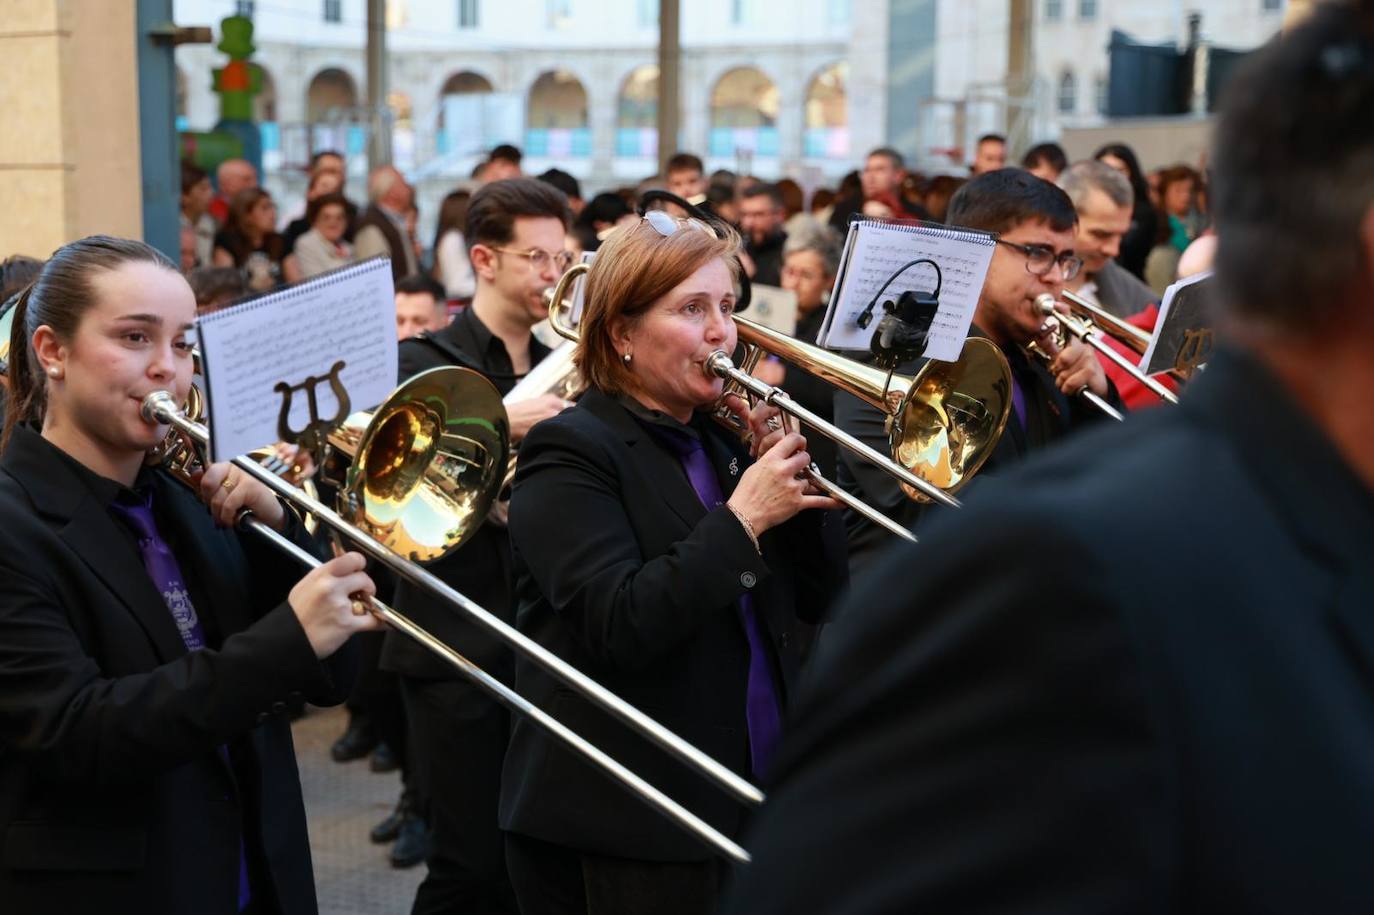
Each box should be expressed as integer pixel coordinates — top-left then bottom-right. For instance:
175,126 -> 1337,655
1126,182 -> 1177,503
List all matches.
196,258 -> 398,462
819,220 -> 996,362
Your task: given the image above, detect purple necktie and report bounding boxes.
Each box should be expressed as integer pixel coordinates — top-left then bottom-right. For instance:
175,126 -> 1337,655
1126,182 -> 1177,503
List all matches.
1009,371 -> 1028,431
651,428 -> 783,779
109,491 -> 252,912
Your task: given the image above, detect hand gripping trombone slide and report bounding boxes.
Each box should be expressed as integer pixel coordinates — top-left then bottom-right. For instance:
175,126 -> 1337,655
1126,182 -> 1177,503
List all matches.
1036,293 -> 1180,405
140,383 -> 757,864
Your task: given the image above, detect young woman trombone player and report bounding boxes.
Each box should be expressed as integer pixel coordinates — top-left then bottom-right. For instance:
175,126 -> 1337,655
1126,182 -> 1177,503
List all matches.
0,236 -> 377,914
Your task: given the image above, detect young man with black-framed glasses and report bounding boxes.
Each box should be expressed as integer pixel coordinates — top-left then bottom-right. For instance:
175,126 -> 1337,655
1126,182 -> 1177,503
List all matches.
384,177 -> 573,915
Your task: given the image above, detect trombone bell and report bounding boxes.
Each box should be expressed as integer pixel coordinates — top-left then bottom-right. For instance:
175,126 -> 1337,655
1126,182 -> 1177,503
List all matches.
328,367 -> 510,563
731,316 -> 1011,503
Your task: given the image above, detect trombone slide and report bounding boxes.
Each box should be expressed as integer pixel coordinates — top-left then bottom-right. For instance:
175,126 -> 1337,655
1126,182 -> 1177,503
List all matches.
234,511 -> 750,865
142,391 -> 760,863
704,352 -> 962,510
1037,295 -> 1180,405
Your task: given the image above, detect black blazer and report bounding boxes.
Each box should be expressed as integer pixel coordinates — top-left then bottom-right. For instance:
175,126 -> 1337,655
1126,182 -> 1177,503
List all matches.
724,348 -> 1374,913
835,331 -> 1121,572
499,389 -> 847,861
0,427 -> 353,915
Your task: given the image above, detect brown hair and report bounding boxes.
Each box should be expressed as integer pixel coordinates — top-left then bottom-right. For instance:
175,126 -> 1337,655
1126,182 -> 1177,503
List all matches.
2,236 -> 176,451
464,177 -> 571,252
575,217 -> 741,396
306,191 -> 349,227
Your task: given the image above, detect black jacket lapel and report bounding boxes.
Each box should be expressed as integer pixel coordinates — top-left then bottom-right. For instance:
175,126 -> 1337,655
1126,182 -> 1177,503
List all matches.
61,496 -> 191,663
579,390 -> 708,530
2,428 -> 191,663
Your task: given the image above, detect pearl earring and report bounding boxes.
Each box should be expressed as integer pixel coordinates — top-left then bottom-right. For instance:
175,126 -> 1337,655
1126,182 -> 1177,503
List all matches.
48,367 -> 60,378
622,352 -> 632,365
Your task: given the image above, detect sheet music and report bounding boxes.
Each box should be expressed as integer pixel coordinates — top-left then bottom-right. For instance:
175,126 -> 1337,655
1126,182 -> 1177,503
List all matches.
1142,270 -> 1214,375
819,221 -> 995,363
197,258 -> 398,462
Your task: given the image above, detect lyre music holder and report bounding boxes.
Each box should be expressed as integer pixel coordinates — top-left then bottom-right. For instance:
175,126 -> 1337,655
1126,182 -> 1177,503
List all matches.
274,359 -> 351,463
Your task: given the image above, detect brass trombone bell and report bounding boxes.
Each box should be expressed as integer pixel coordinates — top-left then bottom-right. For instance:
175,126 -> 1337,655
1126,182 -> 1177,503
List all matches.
730,316 -> 1012,502
329,368 -> 509,562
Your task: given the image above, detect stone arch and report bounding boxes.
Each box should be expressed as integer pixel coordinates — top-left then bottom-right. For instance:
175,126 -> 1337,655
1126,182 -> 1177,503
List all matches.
306,67 -> 359,122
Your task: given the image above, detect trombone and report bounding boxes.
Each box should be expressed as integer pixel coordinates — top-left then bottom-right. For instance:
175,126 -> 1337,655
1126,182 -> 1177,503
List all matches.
1037,293 -> 1180,405
141,368 -> 757,863
544,265 -> 928,543
543,265 -> 1012,523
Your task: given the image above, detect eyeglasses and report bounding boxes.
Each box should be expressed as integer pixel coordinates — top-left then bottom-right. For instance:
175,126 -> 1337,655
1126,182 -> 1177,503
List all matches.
643,208 -> 715,238
994,239 -> 1084,282
490,246 -> 576,273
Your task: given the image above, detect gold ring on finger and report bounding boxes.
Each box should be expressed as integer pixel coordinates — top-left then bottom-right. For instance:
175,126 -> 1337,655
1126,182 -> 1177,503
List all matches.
351,599 -> 368,617
221,477 -> 237,492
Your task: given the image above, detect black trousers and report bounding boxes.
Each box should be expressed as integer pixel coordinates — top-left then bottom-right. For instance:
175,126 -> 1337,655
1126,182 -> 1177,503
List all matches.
504,832 -> 726,915
401,677 -> 517,915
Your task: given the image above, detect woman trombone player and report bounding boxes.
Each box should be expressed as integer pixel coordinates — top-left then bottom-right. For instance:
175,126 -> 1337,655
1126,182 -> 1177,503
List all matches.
501,212 -> 848,913
0,237 -> 377,914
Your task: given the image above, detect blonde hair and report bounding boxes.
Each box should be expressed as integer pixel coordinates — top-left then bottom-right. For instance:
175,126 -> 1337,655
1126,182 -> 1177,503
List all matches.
574,217 -> 741,396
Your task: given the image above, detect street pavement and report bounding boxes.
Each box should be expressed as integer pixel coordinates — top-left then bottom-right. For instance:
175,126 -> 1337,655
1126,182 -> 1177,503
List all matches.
294,705 -> 425,915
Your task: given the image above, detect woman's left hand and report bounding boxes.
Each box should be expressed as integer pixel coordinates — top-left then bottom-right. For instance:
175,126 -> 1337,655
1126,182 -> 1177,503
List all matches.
198,462 -> 287,531
722,393 -> 793,459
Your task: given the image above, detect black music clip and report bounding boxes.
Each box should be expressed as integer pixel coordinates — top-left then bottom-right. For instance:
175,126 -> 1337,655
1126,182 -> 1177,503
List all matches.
274,360 -> 351,464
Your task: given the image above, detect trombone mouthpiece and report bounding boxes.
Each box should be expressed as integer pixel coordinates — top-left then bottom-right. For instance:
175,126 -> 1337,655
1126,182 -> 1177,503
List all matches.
703,351 -> 732,379
1034,293 -> 1058,315
141,390 -> 178,424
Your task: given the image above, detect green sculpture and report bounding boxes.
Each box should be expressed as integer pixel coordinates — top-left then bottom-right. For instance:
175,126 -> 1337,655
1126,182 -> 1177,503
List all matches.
180,15 -> 263,177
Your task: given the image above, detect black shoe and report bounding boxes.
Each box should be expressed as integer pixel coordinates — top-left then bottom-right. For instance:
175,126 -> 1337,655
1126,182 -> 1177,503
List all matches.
370,805 -> 404,844
329,719 -> 378,763
389,815 -> 430,869
369,742 -> 400,773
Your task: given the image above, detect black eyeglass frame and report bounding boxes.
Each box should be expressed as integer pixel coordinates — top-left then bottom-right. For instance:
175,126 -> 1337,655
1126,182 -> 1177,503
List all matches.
993,238 -> 1084,282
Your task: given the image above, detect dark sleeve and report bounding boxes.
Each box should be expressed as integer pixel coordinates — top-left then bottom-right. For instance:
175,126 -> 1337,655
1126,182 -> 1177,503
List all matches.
0,559 -> 339,787
722,507 -> 1176,914
397,336 -> 444,384
508,419 -> 769,672
238,502 -> 356,707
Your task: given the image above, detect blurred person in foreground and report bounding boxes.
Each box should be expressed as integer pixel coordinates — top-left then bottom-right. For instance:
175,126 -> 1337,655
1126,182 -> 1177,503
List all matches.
724,5 -> 1374,911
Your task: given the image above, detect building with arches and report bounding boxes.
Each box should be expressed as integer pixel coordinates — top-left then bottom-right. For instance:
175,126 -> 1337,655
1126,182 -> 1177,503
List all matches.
172,0 -> 855,205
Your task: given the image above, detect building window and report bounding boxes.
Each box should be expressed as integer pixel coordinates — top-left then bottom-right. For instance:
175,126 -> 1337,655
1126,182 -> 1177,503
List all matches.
1079,0 -> 1097,19
547,0 -> 572,29
235,0 -> 254,17
459,0 -> 479,27
1262,0 -> 1282,10
1058,71 -> 1077,113
636,0 -> 657,27
1095,74 -> 1108,114
1045,0 -> 1062,22
324,0 -> 341,22
731,0 -> 757,26
828,0 -> 851,26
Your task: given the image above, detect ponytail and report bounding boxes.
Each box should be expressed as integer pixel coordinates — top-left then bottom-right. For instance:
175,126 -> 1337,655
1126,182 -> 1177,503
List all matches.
1,281 -> 39,453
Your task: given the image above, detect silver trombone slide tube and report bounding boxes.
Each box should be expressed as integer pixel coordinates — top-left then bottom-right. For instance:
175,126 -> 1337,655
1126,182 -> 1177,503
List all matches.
142,393 -> 765,815
804,464 -> 918,543
1037,296 -> 1180,405
230,511 -> 750,864
705,351 -> 962,510
1081,389 -> 1125,421
1059,289 -> 1154,351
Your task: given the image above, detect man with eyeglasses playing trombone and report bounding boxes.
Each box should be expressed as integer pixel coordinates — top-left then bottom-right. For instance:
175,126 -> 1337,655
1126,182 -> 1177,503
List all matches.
837,169 -> 1122,569
382,177 -> 575,915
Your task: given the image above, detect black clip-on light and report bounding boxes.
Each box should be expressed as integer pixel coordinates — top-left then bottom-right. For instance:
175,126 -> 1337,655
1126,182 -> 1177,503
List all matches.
854,258 -> 944,372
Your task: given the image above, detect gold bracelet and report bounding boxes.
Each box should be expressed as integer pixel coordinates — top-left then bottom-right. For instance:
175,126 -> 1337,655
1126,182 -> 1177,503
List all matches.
727,505 -> 761,554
